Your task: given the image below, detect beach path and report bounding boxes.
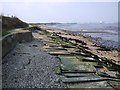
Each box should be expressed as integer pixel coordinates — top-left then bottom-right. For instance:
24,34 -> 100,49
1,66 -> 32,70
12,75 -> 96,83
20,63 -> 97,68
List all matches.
2,31 -> 66,88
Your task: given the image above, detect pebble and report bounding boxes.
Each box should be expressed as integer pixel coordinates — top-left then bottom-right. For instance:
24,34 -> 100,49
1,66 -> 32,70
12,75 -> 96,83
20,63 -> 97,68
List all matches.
2,32 -> 67,88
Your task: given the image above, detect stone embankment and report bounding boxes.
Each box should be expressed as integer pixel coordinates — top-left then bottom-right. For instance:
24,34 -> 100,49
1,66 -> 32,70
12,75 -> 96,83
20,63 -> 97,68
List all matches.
2,29 -> 66,88
2,29 -> 33,58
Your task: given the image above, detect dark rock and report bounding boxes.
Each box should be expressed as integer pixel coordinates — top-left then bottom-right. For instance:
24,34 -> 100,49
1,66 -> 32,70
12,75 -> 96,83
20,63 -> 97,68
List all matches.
32,45 -> 38,47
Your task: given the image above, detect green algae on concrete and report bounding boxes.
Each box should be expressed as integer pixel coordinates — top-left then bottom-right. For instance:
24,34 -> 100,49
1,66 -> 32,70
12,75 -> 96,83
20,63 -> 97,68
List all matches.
108,81 -> 120,89
82,57 -> 98,62
60,76 -> 108,83
61,64 -> 96,73
59,56 -> 97,73
54,66 -> 61,75
67,81 -> 113,88
59,56 -> 97,66
63,73 -> 96,77
48,51 -> 71,55
76,55 -> 86,60
66,48 -> 80,53
58,56 -> 79,65
40,29 -> 120,89
61,43 -> 76,48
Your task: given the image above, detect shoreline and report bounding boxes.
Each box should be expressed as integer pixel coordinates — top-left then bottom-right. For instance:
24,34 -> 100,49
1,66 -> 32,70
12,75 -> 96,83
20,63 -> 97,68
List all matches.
3,25 -> 119,88
40,25 -> 119,65
78,33 -> 119,51
46,25 -> 119,51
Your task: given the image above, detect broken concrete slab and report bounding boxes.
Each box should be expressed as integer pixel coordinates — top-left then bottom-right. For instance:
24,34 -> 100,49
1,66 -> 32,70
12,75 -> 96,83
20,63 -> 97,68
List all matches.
79,52 -> 92,57
82,57 -> 98,62
66,48 -> 80,53
61,64 -> 96,73
59,56 -> 81,66
49,51 -> 71,55
60,76 -> 108,83
59,56 -> 97,66
68,81 -> 113,88
43,46 -> 66,50
108,81 -> 120,89
61,44 -> 76,48
63,73 -> 97,77
97,71 -> 120,79
46,44 -> 60,48
59,56 -> 97,73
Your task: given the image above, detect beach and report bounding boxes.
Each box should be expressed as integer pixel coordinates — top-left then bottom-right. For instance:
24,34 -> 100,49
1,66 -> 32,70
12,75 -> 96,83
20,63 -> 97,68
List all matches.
48,23 -> 119,51
2,30 -> 67,88
2,2 -> 119,89
40,25 -> 119,65
2,25 -> 120,88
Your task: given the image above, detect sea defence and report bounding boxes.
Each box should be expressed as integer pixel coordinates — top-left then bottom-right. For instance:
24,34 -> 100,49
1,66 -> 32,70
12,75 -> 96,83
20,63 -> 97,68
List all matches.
2,25 -> 120,88
2,29 -> 33,58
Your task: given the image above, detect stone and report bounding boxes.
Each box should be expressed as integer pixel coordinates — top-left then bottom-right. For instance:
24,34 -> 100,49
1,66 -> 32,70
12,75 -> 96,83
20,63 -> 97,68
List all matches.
32,45 -> 38,47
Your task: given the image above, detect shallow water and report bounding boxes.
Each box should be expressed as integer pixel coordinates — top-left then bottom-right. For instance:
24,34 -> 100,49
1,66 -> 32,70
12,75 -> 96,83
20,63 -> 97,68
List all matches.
48,23 -> 119,50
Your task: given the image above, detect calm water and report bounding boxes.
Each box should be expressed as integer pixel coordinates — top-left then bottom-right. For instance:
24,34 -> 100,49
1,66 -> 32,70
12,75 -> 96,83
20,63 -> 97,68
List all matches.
48,23 -> 119,50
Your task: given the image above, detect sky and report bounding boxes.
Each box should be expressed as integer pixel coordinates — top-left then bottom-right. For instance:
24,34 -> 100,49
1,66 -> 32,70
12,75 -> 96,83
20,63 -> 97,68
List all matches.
0,0 -> 118,23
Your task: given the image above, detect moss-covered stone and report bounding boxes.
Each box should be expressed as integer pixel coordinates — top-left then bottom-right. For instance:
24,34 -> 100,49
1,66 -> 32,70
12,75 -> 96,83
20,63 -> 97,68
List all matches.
54,66 -> 61,75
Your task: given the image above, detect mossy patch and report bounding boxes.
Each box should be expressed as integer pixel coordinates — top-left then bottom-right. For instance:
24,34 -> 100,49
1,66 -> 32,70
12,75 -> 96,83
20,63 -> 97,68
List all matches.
54,66 -> 61,75
67,81 -> 112,88
61,64 -> 96,73
2,30 -> 10,36
60,76 -> 106,83
49,50 -> 70,55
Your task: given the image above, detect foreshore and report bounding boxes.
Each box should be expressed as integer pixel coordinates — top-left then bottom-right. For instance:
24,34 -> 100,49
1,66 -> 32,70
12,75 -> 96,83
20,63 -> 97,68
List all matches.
40,25 -> 119,66
76,32 -> 119,51
2,25 -> 120,88
38,25 -> 120,88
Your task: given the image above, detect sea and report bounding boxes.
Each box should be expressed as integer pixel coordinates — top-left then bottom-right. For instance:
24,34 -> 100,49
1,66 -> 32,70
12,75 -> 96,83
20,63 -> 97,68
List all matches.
48,23 -> 119,50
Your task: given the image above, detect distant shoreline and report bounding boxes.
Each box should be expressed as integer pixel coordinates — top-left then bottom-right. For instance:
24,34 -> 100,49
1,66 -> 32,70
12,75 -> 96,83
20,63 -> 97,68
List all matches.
45,24 -> 119,51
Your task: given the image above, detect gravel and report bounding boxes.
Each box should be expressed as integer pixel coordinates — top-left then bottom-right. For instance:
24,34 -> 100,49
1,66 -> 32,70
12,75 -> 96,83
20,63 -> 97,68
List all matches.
2,32 -> 67,88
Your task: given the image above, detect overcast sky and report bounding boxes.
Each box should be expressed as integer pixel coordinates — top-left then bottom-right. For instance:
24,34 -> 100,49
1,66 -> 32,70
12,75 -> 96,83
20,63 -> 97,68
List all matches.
0,0 -> 118,23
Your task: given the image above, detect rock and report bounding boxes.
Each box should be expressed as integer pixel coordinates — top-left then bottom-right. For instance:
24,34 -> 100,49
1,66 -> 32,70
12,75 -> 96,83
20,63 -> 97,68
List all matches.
32,44 -> 38,47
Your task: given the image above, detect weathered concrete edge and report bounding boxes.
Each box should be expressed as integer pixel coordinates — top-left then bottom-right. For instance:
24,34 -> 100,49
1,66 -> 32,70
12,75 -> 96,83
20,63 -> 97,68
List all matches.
2,30 -> 33,58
